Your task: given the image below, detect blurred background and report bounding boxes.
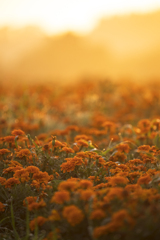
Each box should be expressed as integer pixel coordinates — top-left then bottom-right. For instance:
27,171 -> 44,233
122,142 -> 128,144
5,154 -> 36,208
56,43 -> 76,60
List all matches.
1,0 -> 160,84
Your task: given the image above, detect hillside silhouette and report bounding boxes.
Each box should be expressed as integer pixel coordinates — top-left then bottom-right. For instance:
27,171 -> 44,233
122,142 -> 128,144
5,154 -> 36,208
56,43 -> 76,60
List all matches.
1,10 -> 160,83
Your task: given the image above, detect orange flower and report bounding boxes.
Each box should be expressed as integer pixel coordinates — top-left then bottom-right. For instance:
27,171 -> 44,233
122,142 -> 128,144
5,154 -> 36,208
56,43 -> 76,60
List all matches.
32,171 -> 50,183
137,174 -> 152,185
80,189 -> 95,201
0,202 -> 5,212
51,191 -> 70,204
111,209 -> 134,227
137,145 -> 150,152
0,149 -> 11,155
31,180 -> 40,189
61,147 -> 74,153
75,135 -> 90,141
94,209 -> 133,238
76,139 -> 89,148
16,149 -> 31,158
67,125 -> 79,132
88,176 -> 100,182
28,199 -> 46,211
0,177 -> 6,185
93,225 -> 108,238
58,180 -> 77,191
5,177 -> 20,188
90,209 -> 106,220
60,161 -> 75,173
48,209 -> 61,221
104,187 -> 125,202
129,172 -> 141,181
4,136 -> 15,143
23,196 -> 37,206
116,143 -> 130,153
76,152 -> 88,158
138,119 -> 151,133
128,159 -> 143,165
78,180 -> 93,189
11,129 -> 25,136
110,152 -> 127,163
108,176 -> 129,186
125,184 -> 142,192
8,160 -> 22,167
49,140 -> 65,148
98,157 -> 106,165
14,169 -> 30,182
26,166 -> 40,174
3,166 -> 22,174
29,216 -> 46,231
62,205 -> 84,226
72,156 -> 83,166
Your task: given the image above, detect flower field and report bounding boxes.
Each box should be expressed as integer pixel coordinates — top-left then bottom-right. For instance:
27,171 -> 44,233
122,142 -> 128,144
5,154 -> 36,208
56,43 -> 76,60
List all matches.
1,79 -> 160,240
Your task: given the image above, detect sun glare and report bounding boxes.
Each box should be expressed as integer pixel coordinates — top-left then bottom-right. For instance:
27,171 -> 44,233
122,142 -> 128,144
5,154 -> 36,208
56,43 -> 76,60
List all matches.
0,0 -> 160,34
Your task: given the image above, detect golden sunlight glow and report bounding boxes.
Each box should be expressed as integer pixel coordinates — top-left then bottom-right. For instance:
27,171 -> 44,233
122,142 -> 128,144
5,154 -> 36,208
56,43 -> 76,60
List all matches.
0,0 -> 160,34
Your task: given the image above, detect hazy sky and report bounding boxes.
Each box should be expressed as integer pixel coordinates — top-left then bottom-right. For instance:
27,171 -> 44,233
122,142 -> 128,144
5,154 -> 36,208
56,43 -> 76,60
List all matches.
0,0 -> 160,34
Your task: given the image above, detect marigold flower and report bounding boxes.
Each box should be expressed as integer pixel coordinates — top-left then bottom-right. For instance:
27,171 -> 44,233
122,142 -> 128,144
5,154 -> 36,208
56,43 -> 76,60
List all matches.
138,119 -> 151,133
4,136 -> 15,143
90,209 -> 106,220
29,216 -> 46,231
67,125 -> 79,131
125,184 -> 142,192
75,135 -> 90,141
62,205 -> 84,226
50,140 -> 65,148
48,209 -> 61,221
129,172 -> 141,181
0,149 -> 11,155
94,210 -> 133,238
88,176 -> 100,182
33,171 -> 50,183
78,180 -> 93,189
102,121 -> 115,128
28,199 -> 46,211
51,191 -> 70,204
26,166 -> 40,174
11,129 -> 25,136
72,156 -> 83,166
60,161 -> 75,173
76,152 -> 88,158
128,159 -> 143,165
14,169 -> 30,182
61,147 -> 74,153
31,180 -> 40,189
116,143 -> 130,153
112,209 -> 133,226
137,174 -> 152,185
8,160 -> 22,167
80,189 -> 95,201
110,152 -> 127,163
0,177 -> 6,185
3,166 -> 22,174
55,172 -> 60,178
58,180 -> 77,191
109,176 -> 129,186
0,202 -> 5,212
5,177 -> 20,188
76,139 -> 89,148
137,145 -> 151,152
93,225 -> 108,238
98,157 -> 106,165
104,187 -> 125,202
16,149 -> 31,158
23,196 -> 37,206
